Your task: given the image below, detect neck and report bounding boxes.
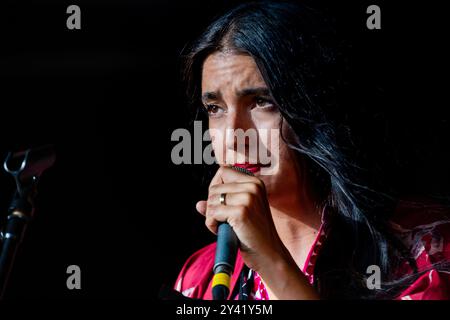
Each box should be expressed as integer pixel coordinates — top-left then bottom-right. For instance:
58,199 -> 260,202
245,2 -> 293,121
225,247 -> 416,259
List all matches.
269,192 -> 322,270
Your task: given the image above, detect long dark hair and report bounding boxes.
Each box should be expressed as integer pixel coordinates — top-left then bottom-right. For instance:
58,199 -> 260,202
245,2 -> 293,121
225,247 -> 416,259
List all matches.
181,1 -> 449,299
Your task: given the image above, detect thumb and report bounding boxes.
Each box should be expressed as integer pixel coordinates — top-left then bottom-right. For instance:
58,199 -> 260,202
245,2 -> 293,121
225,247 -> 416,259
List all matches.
196,200 -> 207,216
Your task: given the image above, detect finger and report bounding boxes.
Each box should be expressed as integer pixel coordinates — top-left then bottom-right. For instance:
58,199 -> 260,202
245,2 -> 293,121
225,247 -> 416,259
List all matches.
209,166 -> 225,189
207,191 -> 255,207
196,200 -> 207,216
211,166 -> 252,185
206,204 -> 249,229
218,166 -> 263,185
205,215 -> 218,235
209,182 -> 262,198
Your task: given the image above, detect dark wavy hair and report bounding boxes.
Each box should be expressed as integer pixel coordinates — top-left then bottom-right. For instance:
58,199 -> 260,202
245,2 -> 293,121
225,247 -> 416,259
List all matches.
181,1 -> 450,299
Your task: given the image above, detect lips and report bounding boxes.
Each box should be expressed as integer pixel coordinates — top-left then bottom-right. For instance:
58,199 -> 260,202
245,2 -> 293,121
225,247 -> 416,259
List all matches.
233,162 -> 262,173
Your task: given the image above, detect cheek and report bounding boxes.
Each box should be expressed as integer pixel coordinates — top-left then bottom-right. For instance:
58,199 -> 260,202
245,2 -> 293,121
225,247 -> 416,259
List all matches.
209,126 -> 226,164
257,118 -> 299,179
277,140 -> 293,165
258,140 -> 292,190
254,116 -> 282,173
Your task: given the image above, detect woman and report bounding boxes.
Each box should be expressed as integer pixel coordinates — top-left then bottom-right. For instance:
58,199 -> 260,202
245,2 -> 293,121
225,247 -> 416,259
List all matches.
174,1 -> 450,299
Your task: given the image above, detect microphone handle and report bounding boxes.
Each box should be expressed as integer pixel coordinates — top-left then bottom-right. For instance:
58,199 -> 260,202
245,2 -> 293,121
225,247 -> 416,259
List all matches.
212,222 -> 239,300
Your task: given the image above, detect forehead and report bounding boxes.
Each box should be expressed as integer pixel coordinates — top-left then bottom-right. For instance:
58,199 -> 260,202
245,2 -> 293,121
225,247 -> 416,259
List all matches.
201,52 -> 266,93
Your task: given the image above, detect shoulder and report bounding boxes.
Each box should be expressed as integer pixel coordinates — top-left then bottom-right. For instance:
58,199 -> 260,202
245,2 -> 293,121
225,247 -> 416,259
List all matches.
390,197 -> 450,300
391,197 -> 450,229
174,243 -> 216,298
390,197 -> 450,263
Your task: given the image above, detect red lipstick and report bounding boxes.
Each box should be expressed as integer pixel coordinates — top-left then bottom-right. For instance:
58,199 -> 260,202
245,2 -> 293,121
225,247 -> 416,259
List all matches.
233,162 -> 261,174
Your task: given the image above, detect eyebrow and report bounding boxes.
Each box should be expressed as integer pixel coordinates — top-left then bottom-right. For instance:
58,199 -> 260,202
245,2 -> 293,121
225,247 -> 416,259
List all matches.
201,87 -> 270,104
201,91 -> 221,104
236,87 -> 270,98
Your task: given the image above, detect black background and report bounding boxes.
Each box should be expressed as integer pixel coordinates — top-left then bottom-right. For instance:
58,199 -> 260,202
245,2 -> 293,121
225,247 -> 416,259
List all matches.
0,0 -> 448,299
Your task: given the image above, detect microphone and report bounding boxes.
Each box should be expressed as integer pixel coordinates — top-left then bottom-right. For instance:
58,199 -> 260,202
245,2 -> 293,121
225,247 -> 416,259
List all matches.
212,166 -> 254,300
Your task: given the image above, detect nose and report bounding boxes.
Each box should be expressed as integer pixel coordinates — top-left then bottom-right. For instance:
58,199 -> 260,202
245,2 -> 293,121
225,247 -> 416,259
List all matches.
225,109 -> 255,155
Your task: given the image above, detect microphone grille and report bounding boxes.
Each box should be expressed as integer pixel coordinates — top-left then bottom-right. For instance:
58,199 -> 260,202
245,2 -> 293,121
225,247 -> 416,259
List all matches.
231,166 -> 255,176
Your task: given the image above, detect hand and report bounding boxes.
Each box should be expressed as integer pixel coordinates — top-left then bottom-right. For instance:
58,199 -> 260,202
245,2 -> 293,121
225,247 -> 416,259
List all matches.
196,166 -> 288,272
196,166 -> 320,299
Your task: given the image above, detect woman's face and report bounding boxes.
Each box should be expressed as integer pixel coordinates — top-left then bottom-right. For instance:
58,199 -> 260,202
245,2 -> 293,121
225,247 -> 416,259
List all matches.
201,52 -> 304,202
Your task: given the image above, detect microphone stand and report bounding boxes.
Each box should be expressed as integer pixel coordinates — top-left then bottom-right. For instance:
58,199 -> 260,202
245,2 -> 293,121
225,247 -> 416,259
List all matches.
0,145 -> 55,299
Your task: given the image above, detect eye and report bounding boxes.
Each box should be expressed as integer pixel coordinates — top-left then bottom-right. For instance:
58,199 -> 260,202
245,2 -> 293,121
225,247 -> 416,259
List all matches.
204,104 -> 224,117
255,97 -> 274,109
